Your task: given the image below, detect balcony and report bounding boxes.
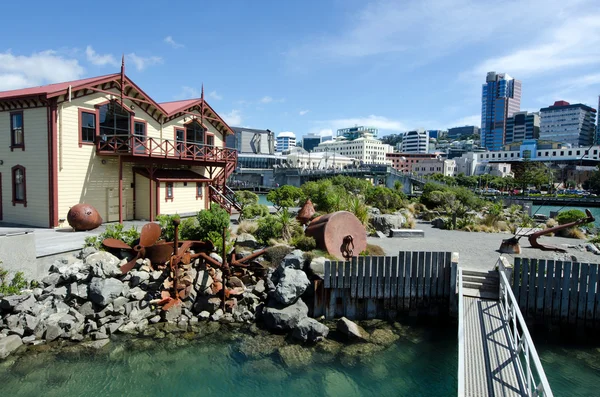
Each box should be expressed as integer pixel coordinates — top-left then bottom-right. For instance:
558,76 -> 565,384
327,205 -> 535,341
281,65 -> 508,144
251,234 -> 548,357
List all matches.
96,134 -> 237,165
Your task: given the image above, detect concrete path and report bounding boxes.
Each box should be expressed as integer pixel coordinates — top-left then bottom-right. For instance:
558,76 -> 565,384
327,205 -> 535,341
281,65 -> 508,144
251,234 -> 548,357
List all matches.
368,221 -> 600,270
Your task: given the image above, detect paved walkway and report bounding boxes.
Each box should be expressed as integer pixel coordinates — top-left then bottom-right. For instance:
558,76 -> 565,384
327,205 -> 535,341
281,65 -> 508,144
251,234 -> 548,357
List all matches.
369,221 -> 600,271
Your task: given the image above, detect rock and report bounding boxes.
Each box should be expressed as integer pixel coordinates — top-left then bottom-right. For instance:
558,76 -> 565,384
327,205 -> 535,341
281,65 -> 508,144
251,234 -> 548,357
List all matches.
227,276 -> 245,289
130,271 -> 150,287
368,329 -> 399,347
86,251 -> 123,278
51,286 -> 68,299
127,287 -> 147,301
273,267 -> 310,305
282,249 -> 304,269
41,273 -> 61,287
337,317 -> 369,341
278,344 -> 312,369
78,301 -> 95,318
23,314 -> 39,332
238,334 -> 286,359
339,343 -> 385,367
254,279 -> 266,294
112,296 -> 129,311
323,370 -> 361,395
79,246 -> 98,259
211,309 -> 224,322
307,257 -> 327,277
163,305 -> 182,323
8,327 -> 24,337
369,213 -> 407,235
118,321 -> 138,334
198,311 -> 210,320
21,335 -> 36,344
82,339 -> 110,350
431,217 -> 446,229
0,335 -> 23,359
195,271 -> 214,295
210,252 -> 223,263
93,331 -> 109,340
235,233 -> 258,249
13,294 -> 36,313
0,294 -> 34,312
262,298 -> 309,331
88,277 -> 124,306
150,271 -> 163,281
292,318 -> 330,342
585,243 -> 600,255
192,296 -> 221,314
45,324 -> 63,342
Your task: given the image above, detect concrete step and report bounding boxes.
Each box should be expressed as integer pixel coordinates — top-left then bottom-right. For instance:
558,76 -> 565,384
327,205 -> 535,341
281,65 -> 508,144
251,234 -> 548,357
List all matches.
462,288 -> 499,300
463,275 -> 499,285
462,282 -> 499,292
462,269 -> 498,278
389,229 -> 425,238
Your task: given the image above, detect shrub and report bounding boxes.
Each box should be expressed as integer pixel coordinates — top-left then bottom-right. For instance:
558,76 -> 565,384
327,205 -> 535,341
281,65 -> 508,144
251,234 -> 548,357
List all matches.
237,220 -> 258,235
235,191 -> 259,221
0,266 -> 29,295
255,214 -> 283,244
365,186 -> 405,213
264,245 -> 293,267
83,223 -> 140,249
291,235 -> 316,251
242,204 -> 269,219
359,244 -> 386,256
556,209 -> 587,225
267,185 -> 304,211
156,214 -> 181,241
346,196 -> 369,225
179,217 -> 198,240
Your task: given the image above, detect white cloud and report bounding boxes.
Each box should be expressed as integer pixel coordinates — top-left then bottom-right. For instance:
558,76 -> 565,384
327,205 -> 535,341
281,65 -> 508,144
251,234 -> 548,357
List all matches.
209,90 -> 223,100
0,50 -> 85,90
299,109 -> 310,116
127,53 -> 163,71
222,109 -> 242,126
317,115 -> 407,133
164,36 -> 184,49
176,86 -> 201,99
318,129 -> 334,138
85,46 -> 118,67
260,96 -> 273,104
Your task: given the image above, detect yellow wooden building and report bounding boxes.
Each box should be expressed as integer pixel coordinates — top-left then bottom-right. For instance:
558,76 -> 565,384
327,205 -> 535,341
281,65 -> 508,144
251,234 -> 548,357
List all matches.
0,62 -> 238,228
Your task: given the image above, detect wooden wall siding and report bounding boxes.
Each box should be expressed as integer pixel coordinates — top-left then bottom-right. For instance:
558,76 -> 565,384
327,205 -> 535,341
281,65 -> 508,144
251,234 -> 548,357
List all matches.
513,258 -> 600,329
314,251 -> 456,320
159,183 -> 207,215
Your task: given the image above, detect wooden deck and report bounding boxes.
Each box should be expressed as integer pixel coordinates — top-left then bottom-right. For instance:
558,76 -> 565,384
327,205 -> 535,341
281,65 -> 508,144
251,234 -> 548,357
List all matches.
463,297 -> 526,396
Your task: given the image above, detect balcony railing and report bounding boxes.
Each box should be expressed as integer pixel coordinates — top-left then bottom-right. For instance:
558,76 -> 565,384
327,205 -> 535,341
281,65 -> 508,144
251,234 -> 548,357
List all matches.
96,134 -> 237,163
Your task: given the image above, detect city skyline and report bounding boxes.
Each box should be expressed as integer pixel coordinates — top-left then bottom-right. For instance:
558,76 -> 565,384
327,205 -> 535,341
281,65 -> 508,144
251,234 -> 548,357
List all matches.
1,0 -> 599,138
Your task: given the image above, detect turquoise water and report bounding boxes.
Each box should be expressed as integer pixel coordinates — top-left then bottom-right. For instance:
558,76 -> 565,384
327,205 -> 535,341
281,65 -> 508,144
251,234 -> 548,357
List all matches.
257,194 -> 273,207
0,322 -> 598,396
533,205 -> 600,227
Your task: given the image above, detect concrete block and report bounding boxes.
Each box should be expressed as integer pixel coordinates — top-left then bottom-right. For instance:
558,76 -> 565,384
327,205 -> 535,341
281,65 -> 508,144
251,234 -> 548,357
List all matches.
389,229 -> 424,238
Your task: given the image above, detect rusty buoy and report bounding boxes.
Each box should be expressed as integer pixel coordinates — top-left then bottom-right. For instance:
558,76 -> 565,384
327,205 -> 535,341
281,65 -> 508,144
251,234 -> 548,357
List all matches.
67,203 -> 103,231
305,211 -> 367,260
296,198 -> 316,226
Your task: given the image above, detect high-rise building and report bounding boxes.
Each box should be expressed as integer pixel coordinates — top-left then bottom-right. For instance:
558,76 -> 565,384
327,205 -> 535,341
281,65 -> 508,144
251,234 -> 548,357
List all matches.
301,134 -> 321,152
227,127 -> 275,154
276,131 -> 296,152
447,126 -> 480,140
481,71 -> 522,151
540,101 -> 597,147
427,130 -> 443,140
505,112 -> 540,144
336,125 -> 378,140
399,129 -> 429,153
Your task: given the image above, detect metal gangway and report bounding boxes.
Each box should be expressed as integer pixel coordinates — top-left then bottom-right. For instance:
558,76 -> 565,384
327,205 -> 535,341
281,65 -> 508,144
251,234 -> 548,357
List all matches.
457,259 -> 553,397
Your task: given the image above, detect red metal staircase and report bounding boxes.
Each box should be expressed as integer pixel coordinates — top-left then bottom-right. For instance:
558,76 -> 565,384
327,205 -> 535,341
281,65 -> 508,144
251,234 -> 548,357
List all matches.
209,159 -> 241,213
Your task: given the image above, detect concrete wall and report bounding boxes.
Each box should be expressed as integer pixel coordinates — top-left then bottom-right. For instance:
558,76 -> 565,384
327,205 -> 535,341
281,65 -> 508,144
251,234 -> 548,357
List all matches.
0,231 -> 38,281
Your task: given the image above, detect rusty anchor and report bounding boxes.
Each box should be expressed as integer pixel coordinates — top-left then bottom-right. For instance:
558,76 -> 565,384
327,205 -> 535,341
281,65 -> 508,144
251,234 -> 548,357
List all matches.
500,209 -> 595,253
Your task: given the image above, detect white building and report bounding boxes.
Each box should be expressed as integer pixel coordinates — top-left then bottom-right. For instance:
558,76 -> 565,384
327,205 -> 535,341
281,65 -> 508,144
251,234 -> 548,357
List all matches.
313,134 -> 393,165
400,129 -> 429,153
540,101 -> 597,147
412,158 -> 456,177
286,149 -> 358,170
276,131 -> 296,152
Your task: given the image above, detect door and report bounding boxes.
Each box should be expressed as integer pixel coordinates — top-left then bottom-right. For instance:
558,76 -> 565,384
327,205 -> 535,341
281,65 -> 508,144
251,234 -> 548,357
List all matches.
106,188 -> 126,222
133,121 -> 147,154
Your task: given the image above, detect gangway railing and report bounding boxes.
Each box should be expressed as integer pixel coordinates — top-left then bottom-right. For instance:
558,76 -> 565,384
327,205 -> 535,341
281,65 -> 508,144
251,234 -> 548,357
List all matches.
498,268 -> 553,397
457,267 -> 465,397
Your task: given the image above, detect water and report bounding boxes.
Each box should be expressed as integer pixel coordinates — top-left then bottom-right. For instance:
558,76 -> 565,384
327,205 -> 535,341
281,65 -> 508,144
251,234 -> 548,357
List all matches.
257,194 -> 273,207
533,205 -> 600,227
0,323 -> 598,396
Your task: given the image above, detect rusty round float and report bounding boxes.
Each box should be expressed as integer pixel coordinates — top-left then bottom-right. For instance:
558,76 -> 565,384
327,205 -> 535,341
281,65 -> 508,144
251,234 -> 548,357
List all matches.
67,203 -> 103,231
304,211 -> 367,260
296,198 -> 316,226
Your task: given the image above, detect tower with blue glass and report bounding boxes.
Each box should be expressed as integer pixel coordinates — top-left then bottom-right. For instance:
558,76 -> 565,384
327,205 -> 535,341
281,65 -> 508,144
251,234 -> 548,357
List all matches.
481,72 -> 521,151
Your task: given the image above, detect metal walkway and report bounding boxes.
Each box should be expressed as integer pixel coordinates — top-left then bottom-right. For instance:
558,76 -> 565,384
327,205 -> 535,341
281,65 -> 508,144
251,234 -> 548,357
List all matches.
458,264 -> 553,397
463,297 -> 525,396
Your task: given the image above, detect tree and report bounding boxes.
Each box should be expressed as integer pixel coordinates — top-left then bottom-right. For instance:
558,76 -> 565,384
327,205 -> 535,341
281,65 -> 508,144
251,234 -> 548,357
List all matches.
235,191 -> 259,221
365,186 -> 405,213
267,185 -> 304,211
513,161 -> 550,190
429,191 -> 469,230
585,167 -> 600,193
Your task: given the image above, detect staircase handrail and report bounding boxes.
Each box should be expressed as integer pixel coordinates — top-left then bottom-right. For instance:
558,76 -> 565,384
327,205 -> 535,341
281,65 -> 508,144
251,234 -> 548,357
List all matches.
457,267 -> 465,397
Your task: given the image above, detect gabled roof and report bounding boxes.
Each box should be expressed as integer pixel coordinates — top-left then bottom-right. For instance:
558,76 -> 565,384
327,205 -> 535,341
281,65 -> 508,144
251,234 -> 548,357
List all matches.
159,98 -> 201,114
0,73 -> 119,100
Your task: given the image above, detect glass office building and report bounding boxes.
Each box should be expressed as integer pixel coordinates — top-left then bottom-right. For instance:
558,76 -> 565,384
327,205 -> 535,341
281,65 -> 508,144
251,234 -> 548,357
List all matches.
481,72 -> 522,151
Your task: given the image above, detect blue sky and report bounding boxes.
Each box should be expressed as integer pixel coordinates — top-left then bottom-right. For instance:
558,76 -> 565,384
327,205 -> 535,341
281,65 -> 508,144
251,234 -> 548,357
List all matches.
1,0 -> 599,139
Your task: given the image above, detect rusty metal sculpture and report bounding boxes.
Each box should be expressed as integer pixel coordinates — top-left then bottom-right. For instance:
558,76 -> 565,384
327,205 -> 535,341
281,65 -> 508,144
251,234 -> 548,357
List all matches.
296,199 -> 316,226
305,211 -> 367,260
67,203 -> 103,231
500,209 -> 595,253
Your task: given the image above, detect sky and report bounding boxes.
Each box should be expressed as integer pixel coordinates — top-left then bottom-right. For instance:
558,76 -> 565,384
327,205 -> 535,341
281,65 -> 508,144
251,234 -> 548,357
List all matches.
1,0 -> 600,139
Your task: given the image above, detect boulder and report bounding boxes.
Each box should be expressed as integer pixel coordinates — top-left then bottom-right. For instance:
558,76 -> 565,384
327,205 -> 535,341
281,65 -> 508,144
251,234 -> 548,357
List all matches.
431,217 -> 446,229
88,277 -> 124,306
273,267 -> 310,305
262,298 -> 308,331
370,329 -> 400,346
79,246 -> 98,260
195,271 -> 214,295
278,344 -> 313,369
292,317 -> 330,342
0,335 -> 23,359
282,250 -> 304,269
86,251 -> 122,278
41,273 -> 61,287
209,253 -> 223,264
253,279 -> 266,295
45,324 -> 63,342
235,233 -> 258,249
307,257 -> 327,277
130,271 -> 150,287
585,243 -> 600,255
336,317 -> 369,341
127,287 -> 147,301
369,214 -> 407,235
0,294 -> 34,312
192,296 -> 221,314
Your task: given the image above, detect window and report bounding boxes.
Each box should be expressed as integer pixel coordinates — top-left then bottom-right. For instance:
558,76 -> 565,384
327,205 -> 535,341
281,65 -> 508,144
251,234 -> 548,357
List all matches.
185,120 -> 205,145
206,134 -> 215,147
80,111 -> 96,146
196,183 -> 203,198
165,182 -> 174,200
10,111 -> 24,150
99,101 -> 131,137
133,121 -> 147,154
12,165 -> 26,206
